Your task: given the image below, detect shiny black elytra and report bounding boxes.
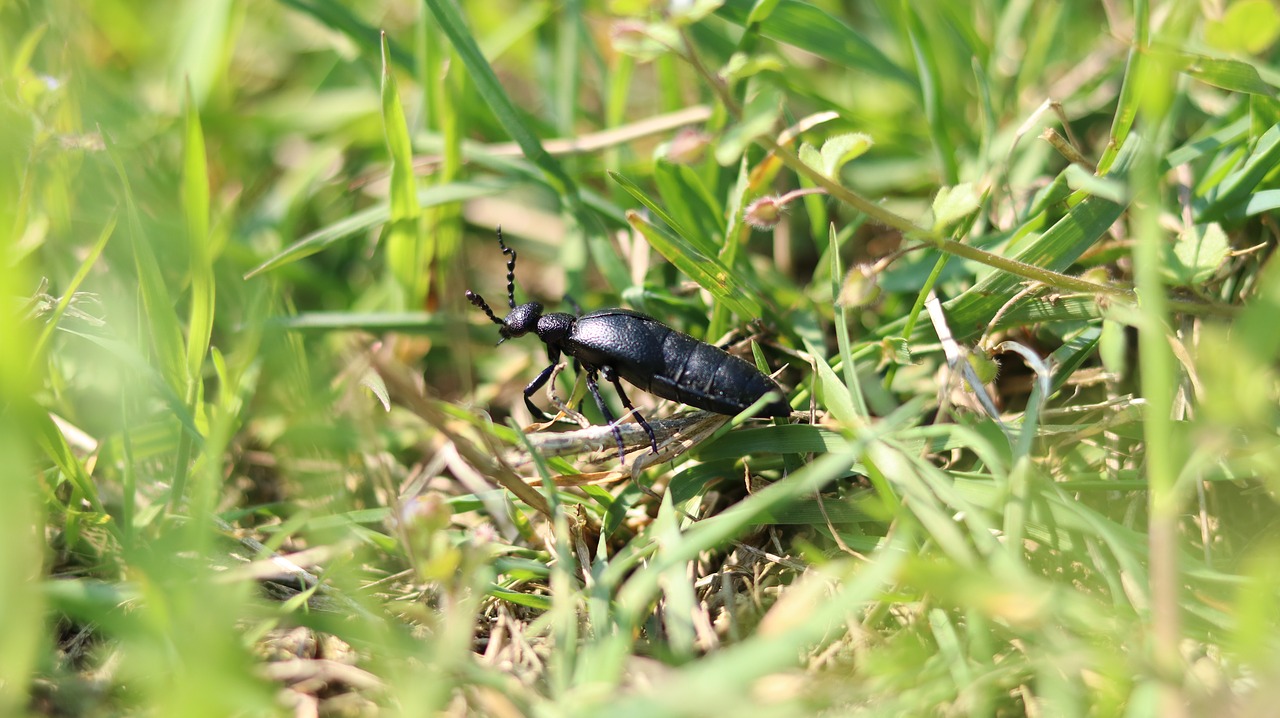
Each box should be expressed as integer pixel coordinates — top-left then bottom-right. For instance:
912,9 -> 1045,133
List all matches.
465,229 -> 790,461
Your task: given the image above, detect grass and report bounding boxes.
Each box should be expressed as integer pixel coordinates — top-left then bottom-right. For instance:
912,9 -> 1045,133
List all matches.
5,0 -> 1280,715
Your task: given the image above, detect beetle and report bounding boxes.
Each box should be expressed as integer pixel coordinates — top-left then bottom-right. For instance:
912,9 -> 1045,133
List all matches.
465,228 -> 790,461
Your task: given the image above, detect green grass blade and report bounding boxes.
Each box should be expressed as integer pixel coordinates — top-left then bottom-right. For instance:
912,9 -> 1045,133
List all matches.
715,0 -> 915,89
32,212 -> 115,363
610,169 -> 720,258
422,0 -> 579,204
828,223 -> 867,418
0,409 -> 43,714
244,181 -> 507,278
881,138 -> 1139,345
904,4 -> 959,183
624,210 -> 760,319
276,0 -> 414,68
182,83 -> 214,384
380,32 -> 428,306
1198,122 -> 1280,221
103,135 -> 188,399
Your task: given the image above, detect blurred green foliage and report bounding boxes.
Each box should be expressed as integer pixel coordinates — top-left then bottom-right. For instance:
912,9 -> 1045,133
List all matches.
4,0 -> 1280,715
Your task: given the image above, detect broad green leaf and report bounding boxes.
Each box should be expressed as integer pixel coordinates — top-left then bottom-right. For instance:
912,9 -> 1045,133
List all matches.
798,143 -> 822,175
1167,223 -> 1229,285
745,0 -> 782,25
820,133 -> 873,177
1205,0 -> 1280,55
932,183 -> 980,231
1237,188 -> 1280,217
798,134 -> 875,180
1180,54 -> 1277,97
806,344 -> 859,429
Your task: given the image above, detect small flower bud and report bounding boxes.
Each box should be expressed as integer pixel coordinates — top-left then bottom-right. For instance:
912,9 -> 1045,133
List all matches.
745,195 -> 785,230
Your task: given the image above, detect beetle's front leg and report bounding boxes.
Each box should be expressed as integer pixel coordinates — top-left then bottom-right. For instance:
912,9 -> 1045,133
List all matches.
602,366 -> 659,455
521,347 -> 562,421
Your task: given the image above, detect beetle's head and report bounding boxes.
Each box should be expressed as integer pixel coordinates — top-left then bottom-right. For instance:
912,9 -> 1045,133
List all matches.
498,302 -> 543,342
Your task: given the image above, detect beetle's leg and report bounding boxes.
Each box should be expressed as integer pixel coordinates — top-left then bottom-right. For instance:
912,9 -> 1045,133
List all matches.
523,344 -> 562,421
584,369 -> 627,462
602,367 -> 658,455
521,364 -> 558,421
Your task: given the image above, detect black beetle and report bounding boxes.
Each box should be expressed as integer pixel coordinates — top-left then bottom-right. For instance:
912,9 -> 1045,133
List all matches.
466,229 -> 790,461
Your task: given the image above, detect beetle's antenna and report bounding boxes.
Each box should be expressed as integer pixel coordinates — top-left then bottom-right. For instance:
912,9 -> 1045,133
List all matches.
465,290 -> 504,326
496,226 -> 517,309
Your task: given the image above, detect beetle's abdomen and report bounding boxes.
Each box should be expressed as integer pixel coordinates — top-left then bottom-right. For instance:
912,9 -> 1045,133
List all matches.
566,310 -> 789,417
651,331 -> 789,416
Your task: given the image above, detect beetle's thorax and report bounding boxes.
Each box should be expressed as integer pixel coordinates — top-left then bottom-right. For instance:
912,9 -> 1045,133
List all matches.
535,312 -> 575,344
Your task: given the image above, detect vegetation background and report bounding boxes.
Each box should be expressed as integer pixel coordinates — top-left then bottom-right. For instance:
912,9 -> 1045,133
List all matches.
4,0 -> 1280,715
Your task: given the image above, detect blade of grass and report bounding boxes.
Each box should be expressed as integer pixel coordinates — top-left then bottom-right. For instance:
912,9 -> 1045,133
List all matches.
422,0 -> 579,206
612,449 -> 860,624
244,181 -> 508,278
715,0 -> 915,89
624,209 -> 760,319
904,4 -> 959,184
828,224 -> 867,418
31,212 -> 115,363
173,85 -> 215,514
878,136 -> 1139,346
610,170 -> 720,259
1129,16 -> 1189,714
380,32 -> 429,307
103,134 -> 188,400
276,0 -> 414,68
605,539 -> 906,718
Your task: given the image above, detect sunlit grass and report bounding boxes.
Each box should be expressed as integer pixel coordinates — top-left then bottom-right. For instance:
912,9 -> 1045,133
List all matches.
5,1 -> 1280,715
